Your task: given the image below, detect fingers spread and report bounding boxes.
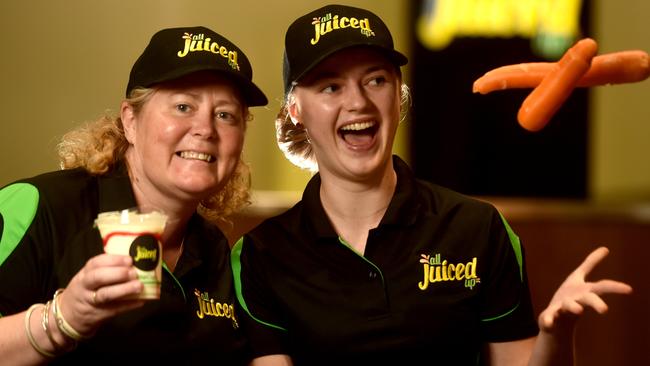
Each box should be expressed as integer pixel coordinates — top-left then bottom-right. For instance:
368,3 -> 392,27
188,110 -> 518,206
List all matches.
578,292 -> 609,314
561,298 -> 585,316
575,246 -> 609,277
591,279 -> 634,295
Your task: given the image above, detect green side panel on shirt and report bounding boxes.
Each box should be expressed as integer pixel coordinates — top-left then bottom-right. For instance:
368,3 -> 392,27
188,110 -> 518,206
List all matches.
498,213 -> 523,281
480,213 -> 525,323
0,183 -> 39,266
231,237 -> 286,331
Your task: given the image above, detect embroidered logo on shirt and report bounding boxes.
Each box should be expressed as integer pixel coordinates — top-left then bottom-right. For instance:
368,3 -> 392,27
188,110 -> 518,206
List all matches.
417,253 -> 481,290
194,288 -> 239,329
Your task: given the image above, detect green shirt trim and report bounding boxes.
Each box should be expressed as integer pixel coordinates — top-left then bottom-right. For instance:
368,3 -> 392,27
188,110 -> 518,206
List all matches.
0,183 -> 39,267
231,237 -> 286,331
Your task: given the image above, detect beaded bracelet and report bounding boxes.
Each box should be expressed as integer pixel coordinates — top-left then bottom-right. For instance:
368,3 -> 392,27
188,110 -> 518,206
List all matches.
24,303 -> 56,358
52,289 -> 92,341
41,299 -> 76,353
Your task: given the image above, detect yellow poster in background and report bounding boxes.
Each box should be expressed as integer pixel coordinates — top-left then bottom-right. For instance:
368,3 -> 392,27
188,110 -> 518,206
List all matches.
417,0 -> 583,59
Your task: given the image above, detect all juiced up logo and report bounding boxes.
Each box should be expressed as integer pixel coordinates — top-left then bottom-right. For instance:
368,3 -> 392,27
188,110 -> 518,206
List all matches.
177,32 -> 240,71
194,289 -> 239,329
418,253 -> 481,290
310,12 -> 375,45
129,234 -> 160,271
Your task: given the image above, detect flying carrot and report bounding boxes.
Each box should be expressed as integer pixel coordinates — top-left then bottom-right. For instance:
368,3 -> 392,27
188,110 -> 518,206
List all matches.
517,38 -> 598,132
473,50 -> 650,94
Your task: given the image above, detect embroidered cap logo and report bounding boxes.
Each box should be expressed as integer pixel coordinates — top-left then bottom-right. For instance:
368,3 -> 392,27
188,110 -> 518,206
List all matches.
310,12 -> 375,45
177,32 -> 240,71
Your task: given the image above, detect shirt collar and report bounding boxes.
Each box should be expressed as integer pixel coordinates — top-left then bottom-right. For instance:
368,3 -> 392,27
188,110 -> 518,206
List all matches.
97,160 -> 137,212
380,155 -> 422,226
172,213 -> 212,277
301,173 -> 337,239
301,155 -> 422,240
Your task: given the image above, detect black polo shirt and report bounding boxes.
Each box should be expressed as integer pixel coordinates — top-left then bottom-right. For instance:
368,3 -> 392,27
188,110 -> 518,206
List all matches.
232,156 -> 538,365
0,163 -> 248,365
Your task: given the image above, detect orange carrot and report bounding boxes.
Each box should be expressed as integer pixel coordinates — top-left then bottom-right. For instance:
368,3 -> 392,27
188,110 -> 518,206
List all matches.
473,63 -> 550,93
579,50 -> 650,86
473,50 -> 650,94
517,38 -> 598,132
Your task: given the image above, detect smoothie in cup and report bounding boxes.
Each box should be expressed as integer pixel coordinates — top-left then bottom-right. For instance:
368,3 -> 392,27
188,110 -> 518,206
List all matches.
95,209 -> 167,299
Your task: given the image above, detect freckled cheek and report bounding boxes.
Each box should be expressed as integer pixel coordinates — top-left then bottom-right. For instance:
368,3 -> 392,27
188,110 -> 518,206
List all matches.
314,101 -> 338,116
219,138 -> 244,179
376,95 -> 400,123
144,123 -> 185,151
301,107 -> 337,132
220,129 -> 245,156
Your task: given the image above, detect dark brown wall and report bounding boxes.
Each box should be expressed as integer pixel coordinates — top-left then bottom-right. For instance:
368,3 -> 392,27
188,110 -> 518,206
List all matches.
502,200 -> 649,366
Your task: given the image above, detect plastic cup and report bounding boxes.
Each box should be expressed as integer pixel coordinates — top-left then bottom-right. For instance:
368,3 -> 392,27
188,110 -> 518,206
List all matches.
95,209 -> 167,300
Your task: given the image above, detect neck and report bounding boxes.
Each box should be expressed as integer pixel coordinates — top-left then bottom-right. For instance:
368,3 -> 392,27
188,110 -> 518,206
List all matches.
125,153 -> 195,250
319,161 -> 397,253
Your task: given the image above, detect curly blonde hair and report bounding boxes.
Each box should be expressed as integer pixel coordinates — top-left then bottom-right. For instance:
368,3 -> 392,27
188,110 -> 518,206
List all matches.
275,83 -> 411,172
57,87 -> 251,225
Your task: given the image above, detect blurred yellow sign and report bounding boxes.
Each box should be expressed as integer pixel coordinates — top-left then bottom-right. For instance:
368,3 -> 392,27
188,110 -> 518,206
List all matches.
417,0 -> 583,59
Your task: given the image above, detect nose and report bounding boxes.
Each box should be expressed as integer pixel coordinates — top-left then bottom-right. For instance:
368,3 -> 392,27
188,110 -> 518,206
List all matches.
343,83 -> 371,112
191,110 -> 217,139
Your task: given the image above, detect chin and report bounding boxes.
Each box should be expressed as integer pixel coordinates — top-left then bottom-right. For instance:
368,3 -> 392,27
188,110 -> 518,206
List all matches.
177,178 -> 222,198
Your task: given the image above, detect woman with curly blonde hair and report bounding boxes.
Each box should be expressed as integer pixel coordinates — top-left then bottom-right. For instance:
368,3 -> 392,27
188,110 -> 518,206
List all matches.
57,87 -> 251,226
0,26 -> 267,365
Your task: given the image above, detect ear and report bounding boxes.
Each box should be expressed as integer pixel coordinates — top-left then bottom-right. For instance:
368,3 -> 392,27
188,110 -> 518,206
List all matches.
287,99 -> 301,125
120,101 -> 137,144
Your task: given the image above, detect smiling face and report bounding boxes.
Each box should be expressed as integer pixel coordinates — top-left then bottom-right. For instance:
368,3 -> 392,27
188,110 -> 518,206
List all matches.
289,47 -> 402,183
122,71 -> 247,207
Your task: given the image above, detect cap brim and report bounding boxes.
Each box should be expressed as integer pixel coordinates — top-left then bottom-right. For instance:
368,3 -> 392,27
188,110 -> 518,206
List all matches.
229,74 -> 268,107
293,43 -> 408,87
133,65 -> 268,107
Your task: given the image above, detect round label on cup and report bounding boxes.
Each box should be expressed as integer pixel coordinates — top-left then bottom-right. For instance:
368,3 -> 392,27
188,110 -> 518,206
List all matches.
129,234 -> 160,271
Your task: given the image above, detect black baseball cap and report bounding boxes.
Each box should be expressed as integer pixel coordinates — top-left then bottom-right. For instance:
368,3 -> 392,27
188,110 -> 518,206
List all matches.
127,26 -> 267,106
283,4 -> 408,94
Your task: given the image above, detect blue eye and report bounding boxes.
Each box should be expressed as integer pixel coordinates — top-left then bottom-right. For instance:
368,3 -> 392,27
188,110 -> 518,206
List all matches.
176,104 -> 190,112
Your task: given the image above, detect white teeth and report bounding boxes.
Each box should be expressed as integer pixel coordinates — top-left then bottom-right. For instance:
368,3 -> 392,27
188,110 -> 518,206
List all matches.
340,121 -> 375,131
179,151 -> 214,162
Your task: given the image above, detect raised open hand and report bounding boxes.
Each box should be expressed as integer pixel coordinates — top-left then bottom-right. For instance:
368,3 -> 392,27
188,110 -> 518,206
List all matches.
538,247 -> 633,333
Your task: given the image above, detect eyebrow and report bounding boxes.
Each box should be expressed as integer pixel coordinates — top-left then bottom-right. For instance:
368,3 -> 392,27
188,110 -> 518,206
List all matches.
169,90 -> 242,105
169,90 -> 201,99
302,70 -> 339,85
303,64 -> 392,85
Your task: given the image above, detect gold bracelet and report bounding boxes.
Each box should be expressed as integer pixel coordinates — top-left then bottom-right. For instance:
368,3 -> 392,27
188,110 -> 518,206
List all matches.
41,300 -> 76,352
52,289 -> 92,341
24,303 -> 56,358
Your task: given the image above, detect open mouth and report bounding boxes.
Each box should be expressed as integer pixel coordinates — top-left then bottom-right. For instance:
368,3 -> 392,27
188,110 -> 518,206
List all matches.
338,121 -> 378,146
177,151 -> 215,163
